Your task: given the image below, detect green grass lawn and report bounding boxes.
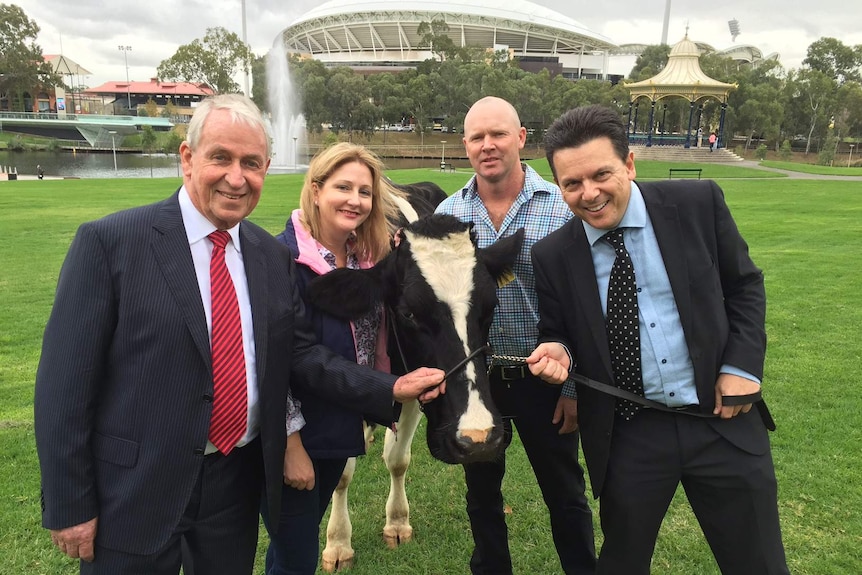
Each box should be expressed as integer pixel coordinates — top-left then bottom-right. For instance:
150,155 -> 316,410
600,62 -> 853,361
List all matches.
759,160 -> 862,177
1,164 -> 860,574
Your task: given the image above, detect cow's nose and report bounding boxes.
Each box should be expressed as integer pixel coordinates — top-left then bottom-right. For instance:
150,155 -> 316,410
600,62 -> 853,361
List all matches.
459,427 -> 492,444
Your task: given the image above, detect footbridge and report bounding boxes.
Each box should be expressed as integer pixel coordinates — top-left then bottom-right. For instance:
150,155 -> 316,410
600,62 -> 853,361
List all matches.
0,112 -> 173,147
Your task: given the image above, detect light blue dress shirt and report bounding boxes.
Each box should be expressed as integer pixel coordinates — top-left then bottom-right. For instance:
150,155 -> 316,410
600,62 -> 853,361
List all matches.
578,183 -> 759,407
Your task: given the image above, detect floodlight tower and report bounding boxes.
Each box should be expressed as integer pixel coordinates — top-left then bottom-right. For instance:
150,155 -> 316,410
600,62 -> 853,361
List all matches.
729,19 -> 741,42
661,0 -> 671,45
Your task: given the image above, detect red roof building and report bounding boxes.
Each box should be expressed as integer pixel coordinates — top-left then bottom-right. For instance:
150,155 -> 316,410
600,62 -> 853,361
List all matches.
84,78 -> 215,116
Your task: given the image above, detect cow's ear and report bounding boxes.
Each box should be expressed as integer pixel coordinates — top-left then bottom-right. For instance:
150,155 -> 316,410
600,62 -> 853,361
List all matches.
478,228 -> 524,287
307,265 -> 387,320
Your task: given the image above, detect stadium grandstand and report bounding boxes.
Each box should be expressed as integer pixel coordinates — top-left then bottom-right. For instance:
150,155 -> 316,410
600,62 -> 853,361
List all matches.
277,0 -> 618,80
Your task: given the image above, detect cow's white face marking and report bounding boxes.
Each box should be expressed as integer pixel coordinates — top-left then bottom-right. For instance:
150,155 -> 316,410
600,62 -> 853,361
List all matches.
405,229 -> 495,436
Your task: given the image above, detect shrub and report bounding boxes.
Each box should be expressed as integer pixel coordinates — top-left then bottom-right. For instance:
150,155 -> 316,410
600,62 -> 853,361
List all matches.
755,144 -> 768,160
779,140 -> 793,161
8,136 -> 26,152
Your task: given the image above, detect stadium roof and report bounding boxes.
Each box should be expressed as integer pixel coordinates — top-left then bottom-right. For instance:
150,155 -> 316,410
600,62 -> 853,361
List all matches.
280,0 -> 616,59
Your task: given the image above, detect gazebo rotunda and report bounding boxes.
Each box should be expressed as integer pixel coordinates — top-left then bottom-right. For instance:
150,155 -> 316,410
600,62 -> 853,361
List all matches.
624,34 -> 737,148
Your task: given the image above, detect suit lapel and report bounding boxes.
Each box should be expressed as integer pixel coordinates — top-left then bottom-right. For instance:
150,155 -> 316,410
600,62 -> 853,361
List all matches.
240,223 -> 269,389
563,224 -> 615,378
151,193 -> 211,365
641,185 -> 694,339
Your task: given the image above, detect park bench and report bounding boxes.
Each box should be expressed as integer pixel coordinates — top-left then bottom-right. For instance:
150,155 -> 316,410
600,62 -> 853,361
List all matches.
668,168 -> 702,179
440,162 -> 456,172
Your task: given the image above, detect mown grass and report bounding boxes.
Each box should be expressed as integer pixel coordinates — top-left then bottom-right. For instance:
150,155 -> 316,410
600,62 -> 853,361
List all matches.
1,164 -> 860,574
760,160 -> 862,177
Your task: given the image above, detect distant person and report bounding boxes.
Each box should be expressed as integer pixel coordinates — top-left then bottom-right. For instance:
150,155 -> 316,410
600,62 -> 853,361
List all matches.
436,95 -> 596,574
37,165 -> 44,180
34,93 -> 444,575
709,131 -> 717,152
261,142 -> 406,574
529,104 -> 788,574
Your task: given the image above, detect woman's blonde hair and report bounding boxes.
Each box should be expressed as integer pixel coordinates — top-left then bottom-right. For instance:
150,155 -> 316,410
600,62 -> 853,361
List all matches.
299,142 -> 405,263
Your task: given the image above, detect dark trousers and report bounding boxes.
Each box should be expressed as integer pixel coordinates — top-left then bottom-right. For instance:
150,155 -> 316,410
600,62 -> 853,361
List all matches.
260,457 -> 348,575
597,409 -> 788,575
81,438 -> 263,575
463,373 -> 596,574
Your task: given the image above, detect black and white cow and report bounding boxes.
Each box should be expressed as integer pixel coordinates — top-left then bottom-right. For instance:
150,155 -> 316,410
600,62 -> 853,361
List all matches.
307,213 -> 523,570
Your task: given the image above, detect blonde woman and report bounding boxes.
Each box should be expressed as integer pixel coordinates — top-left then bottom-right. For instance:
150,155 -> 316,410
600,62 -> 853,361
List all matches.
261,143 -> 405,574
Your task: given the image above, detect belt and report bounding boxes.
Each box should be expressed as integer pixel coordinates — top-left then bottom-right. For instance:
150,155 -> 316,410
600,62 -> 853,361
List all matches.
488,364 -> 529,381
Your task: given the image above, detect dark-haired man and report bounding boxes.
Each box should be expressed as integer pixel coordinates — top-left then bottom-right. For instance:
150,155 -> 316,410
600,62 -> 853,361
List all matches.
528,104 -> 788,574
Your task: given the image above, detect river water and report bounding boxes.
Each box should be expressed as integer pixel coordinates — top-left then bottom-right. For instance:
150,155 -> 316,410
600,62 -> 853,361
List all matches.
1,150 -> 439,179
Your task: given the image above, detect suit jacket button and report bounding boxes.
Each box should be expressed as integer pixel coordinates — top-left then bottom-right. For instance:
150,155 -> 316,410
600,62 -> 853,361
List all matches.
202,393 -> 213,402
194,448 -> 205,456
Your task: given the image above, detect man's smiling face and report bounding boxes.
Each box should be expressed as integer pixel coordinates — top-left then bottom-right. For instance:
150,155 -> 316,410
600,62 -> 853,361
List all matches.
552,136 -> 636,230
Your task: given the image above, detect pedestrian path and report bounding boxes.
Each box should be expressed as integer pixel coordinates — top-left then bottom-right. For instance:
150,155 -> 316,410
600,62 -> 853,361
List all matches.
736,160 -> 862,181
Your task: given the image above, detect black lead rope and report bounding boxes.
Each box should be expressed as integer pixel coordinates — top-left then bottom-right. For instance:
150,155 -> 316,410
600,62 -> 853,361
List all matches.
442,345 -> 490,382
386,306 -> 490,400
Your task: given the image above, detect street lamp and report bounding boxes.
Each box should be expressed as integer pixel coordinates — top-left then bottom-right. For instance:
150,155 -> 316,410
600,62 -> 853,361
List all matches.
108,131 -> 118,171
441,141 -> 446,170
118,45 -> 132,111
849,144 -> 855,168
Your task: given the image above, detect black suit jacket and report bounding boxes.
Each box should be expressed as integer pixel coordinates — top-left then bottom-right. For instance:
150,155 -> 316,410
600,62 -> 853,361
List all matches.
532,180 -> 771,497
34,192 -> 398,554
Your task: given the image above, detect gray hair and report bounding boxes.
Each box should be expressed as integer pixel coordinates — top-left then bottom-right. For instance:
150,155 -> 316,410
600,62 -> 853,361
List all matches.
186,94 -> 271,158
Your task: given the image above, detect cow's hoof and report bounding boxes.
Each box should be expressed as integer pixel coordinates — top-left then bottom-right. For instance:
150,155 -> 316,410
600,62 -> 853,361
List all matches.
383,525 -> 413,548
321,548 -> 355,572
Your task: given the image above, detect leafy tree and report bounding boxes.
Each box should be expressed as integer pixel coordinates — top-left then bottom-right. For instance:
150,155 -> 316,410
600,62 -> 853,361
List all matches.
836,81 -> 862,138
325,67 -> 372,137
250,54 -> 268,112
0,4 -> 61,111
786,68 -> 837,153
290,56 -> 330,134
162,101 -> 178,119
142,98 -> 159,118
779,140 -> 793,161
803,37 -> 861,85
417,20 -> 458,62
141,125 -> 157,152
157,27 -> 254,93
164,128 -> 185,155
629,45 -> 670,80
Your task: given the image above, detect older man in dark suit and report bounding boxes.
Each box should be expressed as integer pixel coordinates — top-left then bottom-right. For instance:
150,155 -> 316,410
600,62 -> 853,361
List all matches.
34,94 -> 444,574
526,105 -> 789,574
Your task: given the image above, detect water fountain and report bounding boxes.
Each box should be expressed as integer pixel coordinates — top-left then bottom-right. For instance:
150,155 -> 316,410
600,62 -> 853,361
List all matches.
266,36 -> 307,174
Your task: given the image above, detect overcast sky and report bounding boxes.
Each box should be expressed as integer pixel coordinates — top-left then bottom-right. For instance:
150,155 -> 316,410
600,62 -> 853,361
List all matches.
16,0 -> 862,88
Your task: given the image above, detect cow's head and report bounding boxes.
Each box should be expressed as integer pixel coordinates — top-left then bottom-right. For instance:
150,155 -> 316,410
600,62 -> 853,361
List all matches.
307,214 -> 523,464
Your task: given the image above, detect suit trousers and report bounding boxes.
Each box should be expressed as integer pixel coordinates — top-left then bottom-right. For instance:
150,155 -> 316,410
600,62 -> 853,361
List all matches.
463,372 -> 596,574
81,438 -> 263,575
597,408 -> 788,575
261,457 -> 348,575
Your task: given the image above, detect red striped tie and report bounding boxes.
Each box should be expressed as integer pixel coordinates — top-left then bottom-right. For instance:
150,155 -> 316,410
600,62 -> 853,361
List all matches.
208,230 -> 247,455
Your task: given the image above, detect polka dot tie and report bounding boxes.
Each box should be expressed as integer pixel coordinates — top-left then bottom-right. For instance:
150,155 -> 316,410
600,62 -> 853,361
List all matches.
604,229 -> 644,420
208,231 -> 248,454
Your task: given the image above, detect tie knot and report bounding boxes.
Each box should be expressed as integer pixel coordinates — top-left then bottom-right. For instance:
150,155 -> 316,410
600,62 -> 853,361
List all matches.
209,230 -> 231,250
604,229 -> 625,251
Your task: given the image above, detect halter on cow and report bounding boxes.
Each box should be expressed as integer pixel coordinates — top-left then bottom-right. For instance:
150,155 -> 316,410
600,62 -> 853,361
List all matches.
307,213 -> 523,570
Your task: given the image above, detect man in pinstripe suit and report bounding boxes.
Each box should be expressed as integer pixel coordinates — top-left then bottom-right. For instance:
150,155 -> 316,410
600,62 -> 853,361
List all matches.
34,94 -> 444,574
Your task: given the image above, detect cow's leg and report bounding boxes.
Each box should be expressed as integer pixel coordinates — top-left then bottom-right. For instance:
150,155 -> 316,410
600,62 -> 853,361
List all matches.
322,456 -> 357,572
382,400 -> 422,548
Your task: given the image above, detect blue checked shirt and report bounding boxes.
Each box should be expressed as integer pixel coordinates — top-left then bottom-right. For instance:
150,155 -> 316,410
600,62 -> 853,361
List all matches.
435,163 -> 572,365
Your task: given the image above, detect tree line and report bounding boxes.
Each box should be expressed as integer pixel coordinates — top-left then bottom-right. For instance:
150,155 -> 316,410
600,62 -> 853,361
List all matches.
3,3 -> 861,157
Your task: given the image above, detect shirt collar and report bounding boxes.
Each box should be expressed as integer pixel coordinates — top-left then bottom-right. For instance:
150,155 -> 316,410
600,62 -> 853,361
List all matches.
179,186 -> 242,252
583,181 -> 646,246
458,163 -> 551,201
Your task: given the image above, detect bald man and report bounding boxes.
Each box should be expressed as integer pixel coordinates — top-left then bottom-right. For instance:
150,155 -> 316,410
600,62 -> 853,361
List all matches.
435,96 -> 596,574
